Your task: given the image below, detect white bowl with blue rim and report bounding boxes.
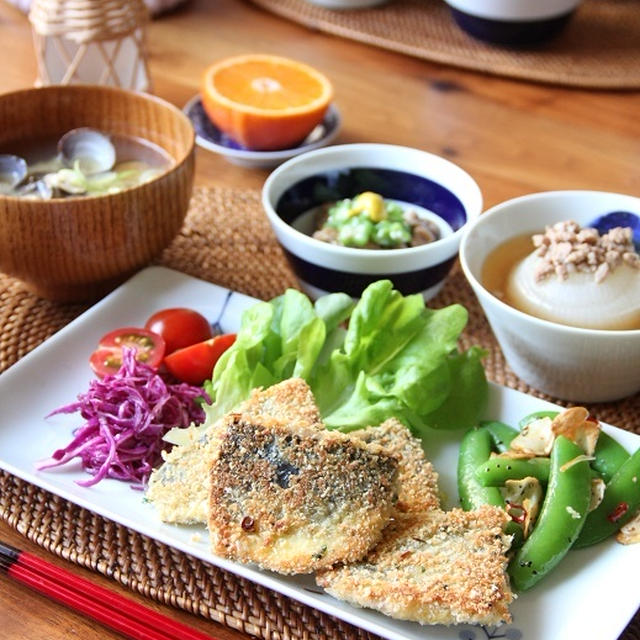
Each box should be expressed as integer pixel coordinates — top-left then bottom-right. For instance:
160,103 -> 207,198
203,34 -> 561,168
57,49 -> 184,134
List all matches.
444,0 -> 583,45
262,143 -> 482,300
184,95 -> 341,169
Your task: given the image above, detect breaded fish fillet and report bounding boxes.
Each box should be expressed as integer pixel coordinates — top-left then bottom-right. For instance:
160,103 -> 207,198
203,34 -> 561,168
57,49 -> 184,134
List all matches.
146,378 -> 323,524
351,418 -> 440,513
208,413 -> 398,574
316,505 -> 514,626
241,377 -> 323,428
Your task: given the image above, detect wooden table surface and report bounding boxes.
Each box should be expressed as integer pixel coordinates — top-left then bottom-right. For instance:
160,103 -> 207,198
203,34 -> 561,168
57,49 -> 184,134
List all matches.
0,0 -> 638,639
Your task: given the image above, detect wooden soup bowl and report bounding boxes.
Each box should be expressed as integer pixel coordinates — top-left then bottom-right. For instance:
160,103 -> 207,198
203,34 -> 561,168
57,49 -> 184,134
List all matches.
0,85 -> 195,303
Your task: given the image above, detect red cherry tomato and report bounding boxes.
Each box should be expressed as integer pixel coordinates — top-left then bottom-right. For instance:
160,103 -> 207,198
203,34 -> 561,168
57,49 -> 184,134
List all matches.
144,308 -> 214,355
89,327 -> 166,378
164,334 -> 236,385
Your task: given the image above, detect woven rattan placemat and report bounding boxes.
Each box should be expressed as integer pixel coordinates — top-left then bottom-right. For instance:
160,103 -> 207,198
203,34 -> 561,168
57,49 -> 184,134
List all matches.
1,186 -> 638,639
247,0 -> 640,89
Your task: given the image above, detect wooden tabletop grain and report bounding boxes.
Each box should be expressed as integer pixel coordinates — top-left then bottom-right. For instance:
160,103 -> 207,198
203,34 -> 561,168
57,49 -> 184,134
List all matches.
0,0 -> 638,638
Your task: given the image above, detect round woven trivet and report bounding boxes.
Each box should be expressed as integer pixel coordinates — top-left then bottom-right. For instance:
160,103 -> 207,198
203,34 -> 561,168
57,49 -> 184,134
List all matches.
246,0 -> 640,89
0,186 -> 638,639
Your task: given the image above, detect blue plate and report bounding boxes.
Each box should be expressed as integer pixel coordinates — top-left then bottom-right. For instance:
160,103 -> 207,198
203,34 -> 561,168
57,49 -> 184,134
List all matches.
183,95 -> 341,169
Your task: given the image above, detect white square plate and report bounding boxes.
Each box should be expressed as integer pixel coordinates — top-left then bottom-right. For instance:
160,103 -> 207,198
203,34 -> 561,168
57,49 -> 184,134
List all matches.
0,266 -> 638,640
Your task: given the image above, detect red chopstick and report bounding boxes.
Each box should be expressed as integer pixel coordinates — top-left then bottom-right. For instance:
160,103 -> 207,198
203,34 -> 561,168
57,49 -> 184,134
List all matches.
0,540 -> 217,640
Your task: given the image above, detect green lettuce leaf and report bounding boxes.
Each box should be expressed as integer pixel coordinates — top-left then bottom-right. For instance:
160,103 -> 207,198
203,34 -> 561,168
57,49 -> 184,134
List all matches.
193,280 -> 487,439
420,346 -> 489,432
203,301 -> 275,422
271,290 -> 326,380
314,292 -> 354,333
321,371 -> 410,432
342,280 -> 425,373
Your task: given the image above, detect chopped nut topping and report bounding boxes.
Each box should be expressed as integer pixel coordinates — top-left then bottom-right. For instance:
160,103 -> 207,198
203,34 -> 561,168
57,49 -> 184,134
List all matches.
532,220 -> 639,283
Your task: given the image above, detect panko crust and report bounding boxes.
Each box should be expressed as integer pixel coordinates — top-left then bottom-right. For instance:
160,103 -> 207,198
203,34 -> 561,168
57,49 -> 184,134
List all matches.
317,505 -> 514,626
208,414 -> 398,574
351,419 -> 440,513
146,420 -> 220,524
146,378 -> 322,524
240,377 -> 324,429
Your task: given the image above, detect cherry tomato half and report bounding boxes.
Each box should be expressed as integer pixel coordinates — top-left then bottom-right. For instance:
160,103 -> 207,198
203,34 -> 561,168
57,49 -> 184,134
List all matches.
89,327 -> 166,378
145,308 -> 213,355
164,334 -> 236,385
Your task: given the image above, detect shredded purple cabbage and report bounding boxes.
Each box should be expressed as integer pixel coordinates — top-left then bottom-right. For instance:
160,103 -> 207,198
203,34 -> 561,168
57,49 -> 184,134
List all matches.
38,348 -> 209,489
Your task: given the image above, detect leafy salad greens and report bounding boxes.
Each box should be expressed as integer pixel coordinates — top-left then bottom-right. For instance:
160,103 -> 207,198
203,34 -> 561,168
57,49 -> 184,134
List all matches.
170,280 -> 488,441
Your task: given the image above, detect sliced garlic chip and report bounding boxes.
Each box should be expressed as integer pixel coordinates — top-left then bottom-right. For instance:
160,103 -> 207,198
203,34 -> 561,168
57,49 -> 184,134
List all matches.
617,510 -> 640,545
588,477 -> 606,513
501,477 -> 543,539
552,407 -> 600,456
509,418 -> 555,458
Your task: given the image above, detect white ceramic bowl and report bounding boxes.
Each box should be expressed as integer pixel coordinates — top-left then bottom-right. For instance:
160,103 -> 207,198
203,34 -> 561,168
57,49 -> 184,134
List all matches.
262,143 -> 482,299
460,190 -> 640,402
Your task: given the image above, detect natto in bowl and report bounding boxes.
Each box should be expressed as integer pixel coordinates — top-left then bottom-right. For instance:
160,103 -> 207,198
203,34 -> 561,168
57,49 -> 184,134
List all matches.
262,143 -> 483,299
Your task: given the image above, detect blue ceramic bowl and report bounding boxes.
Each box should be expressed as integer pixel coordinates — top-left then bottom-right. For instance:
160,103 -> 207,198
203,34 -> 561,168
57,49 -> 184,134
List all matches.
262,144 -> 482,299
445,0 -> 582,45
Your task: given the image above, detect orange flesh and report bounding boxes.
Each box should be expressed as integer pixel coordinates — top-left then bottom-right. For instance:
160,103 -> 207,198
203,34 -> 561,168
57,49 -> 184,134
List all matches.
201,55 -> 332,150
213,61 -> 326,110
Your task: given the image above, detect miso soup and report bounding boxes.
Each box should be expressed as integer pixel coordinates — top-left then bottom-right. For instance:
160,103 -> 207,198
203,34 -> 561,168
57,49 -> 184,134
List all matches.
0,130 -> 173,199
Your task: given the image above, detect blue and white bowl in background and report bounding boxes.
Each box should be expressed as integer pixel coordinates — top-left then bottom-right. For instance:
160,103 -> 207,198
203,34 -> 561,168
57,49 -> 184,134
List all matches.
444,0 -> 583,45
261,143 -> 482,299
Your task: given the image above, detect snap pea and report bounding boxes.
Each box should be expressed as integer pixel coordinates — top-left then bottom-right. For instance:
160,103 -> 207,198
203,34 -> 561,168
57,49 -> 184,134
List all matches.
477,457 -> 604,488
459,427 -> 507,511
518,411 -> 629,484
480,420 -> 519,453
508,436 -> 591,591
458,427 -> 523,546
518,410 -> 558,429
476,456 -> 551,487
591,432 -> 630,484
574,446 -> 640,548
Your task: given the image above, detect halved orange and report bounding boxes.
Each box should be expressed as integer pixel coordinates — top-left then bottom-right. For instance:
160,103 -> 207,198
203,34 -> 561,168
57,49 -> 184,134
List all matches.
201,54 -> 333,151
